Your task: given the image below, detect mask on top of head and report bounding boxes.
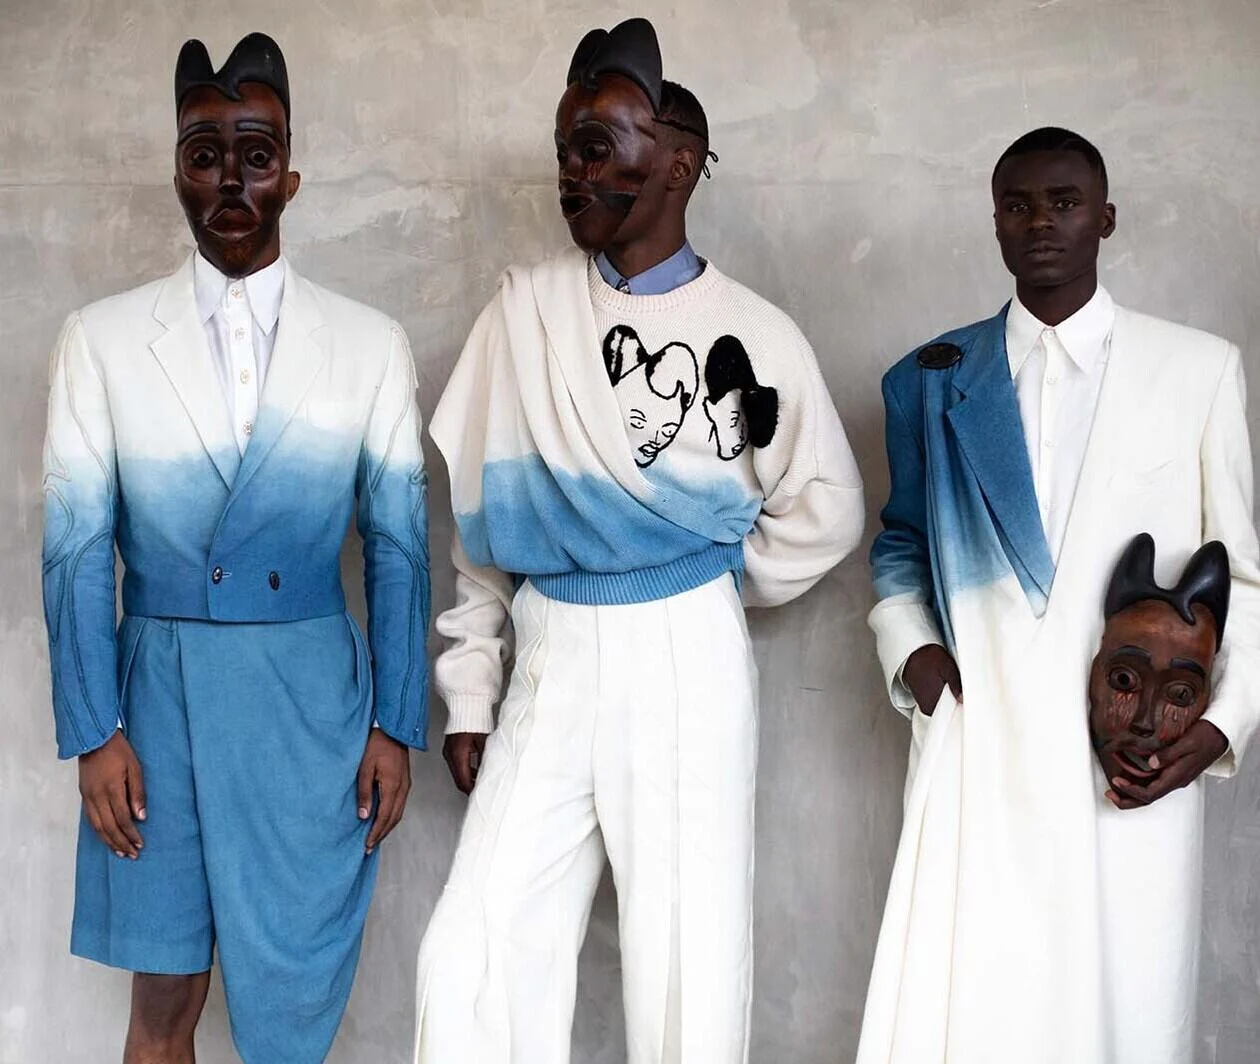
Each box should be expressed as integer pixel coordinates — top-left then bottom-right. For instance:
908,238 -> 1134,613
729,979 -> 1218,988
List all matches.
175,32 -> 291,137
1088,533 -> 1230,786
567,17 -> 663,113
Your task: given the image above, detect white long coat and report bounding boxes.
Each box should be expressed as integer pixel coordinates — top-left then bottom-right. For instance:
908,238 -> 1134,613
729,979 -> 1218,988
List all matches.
862,306 -> 1260,1063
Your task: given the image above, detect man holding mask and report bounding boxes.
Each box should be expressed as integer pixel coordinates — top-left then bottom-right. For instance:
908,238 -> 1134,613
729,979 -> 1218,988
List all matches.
415,17 -> 864,1063
41,33 -> 429,1063
860,127 -> 1260,1063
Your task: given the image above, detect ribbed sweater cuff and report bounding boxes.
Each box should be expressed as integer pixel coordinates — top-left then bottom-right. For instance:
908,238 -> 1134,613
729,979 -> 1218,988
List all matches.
443,693 -> 496,735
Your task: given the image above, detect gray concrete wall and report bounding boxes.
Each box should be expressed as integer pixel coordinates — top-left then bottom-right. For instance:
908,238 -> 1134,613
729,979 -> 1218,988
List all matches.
2,0 -> 1259,1060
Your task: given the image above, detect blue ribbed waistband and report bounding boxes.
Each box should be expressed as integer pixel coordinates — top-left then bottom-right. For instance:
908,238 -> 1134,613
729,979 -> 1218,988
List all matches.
528,541 -> 744,605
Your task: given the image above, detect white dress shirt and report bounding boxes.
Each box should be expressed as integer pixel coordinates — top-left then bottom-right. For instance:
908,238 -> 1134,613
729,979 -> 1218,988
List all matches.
1006,285 -> 1116,562
193,251 -> 286,454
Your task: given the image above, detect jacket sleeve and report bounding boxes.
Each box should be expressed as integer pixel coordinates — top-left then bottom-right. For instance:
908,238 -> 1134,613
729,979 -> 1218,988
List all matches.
741,331 -> 865,608
867,370 -> 946,715
1199,344 -> 1260,777
42,313 -> 122,759
433,530 -> 516,736
356,322 -> 431,750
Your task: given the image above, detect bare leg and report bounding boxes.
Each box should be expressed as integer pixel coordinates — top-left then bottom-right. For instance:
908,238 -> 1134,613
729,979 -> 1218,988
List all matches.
123,971 -> 211,1064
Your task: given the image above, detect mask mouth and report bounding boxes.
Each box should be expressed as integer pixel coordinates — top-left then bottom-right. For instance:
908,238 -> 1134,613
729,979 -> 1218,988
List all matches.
560,193 -> 594,219
1107,744 -> 1159,779
207,203 -> 257,232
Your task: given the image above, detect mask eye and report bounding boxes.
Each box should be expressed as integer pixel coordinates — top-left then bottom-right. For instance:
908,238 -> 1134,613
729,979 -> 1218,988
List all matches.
1108,666 -> 1139,693
186,145 -> 218,169
245,147 -> 273,169
1165,683 -> 1197,707
580,140 -> 611,163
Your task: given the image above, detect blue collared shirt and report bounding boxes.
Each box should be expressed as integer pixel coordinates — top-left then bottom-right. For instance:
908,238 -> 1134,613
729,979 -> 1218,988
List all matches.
595,242 -> 704,295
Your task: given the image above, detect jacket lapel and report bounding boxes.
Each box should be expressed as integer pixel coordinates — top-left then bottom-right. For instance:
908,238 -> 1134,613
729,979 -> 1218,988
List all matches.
229,266 -> 330,498
149,255 -> 240,489
945,307 -> 1055,598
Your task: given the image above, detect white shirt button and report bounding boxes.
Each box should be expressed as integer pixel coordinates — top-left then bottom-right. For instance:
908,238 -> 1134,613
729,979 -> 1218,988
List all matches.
1043,438 -> 1055,449
230,286 -> 243,300
234,327 -> 246,341
243,420 -> 254,437
1046,374 -> 1059,385
239,368 -> 251,384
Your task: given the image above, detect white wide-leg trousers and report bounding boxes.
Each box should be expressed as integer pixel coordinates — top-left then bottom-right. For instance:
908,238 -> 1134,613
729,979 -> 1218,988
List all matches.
414,575 -> 759,1064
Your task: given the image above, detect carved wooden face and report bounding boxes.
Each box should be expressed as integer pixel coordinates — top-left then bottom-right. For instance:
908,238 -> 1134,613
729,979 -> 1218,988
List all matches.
1088,599 -> 1217,785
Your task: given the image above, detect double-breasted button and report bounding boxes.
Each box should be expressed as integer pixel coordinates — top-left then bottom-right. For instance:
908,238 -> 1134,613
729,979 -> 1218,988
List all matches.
268,571 -> 280,591
211,566 -> 224,585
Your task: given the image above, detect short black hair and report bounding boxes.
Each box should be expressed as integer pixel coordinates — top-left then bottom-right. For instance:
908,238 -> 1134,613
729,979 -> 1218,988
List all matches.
992,126 -> 1108,198
657,80 -> 708,145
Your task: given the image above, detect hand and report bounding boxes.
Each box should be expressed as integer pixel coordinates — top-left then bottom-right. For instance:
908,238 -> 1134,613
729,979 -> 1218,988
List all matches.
356,730 -> 412,854
902,644 -> 962,717
443,732 -> 487,795
1105,720 -> 1229,810
79,731 -> 146,859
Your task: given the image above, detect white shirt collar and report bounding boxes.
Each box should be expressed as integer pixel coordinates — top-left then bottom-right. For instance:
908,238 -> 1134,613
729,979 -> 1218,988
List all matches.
1006,284 -> 1116,377
193,250 -> 286,335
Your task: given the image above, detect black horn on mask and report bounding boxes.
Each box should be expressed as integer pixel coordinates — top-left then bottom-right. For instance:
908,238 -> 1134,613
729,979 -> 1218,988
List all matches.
566,17 -> 663,113
1104,533 -> 1231,649
176,32 -> 291,133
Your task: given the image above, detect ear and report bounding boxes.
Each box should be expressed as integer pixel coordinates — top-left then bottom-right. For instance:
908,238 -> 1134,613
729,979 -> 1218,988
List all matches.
1100,201 -> 1116,239
667,145 -> 698,191
286,169 -> 301,202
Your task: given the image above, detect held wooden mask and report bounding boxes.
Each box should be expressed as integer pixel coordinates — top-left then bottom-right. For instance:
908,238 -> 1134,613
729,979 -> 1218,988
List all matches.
1088,534 -> 1230,785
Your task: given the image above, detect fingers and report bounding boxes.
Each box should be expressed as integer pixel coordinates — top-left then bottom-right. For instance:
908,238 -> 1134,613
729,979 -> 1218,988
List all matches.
366,771 -> 410,854
107,783 -> 144,857
356,757 -> 375,822
908,677 -> 943,716
127,754 -> 147,822
361,739 -> 412,853
443,735 -> 481,795
945,659 -> 963,702
1106,762 -> 1193,809
1148,721 -> 1226,772
84,787 -> 139,859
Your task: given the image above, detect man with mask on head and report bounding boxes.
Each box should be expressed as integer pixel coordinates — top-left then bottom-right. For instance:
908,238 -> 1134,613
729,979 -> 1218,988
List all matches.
859,127 -> 1260,1063
414,17 -> 864,1064
41,33 -> 429,1063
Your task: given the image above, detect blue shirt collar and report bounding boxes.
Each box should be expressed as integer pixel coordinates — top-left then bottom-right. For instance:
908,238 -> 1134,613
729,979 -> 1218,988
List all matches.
594,242 -> 704,296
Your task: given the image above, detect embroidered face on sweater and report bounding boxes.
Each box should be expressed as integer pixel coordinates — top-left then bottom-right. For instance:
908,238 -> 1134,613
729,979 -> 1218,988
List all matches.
603,324 -> 698,466
701,335 -> 779,460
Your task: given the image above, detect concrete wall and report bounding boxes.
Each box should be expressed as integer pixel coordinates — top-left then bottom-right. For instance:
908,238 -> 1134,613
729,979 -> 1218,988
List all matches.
3,0 -> 1259,1060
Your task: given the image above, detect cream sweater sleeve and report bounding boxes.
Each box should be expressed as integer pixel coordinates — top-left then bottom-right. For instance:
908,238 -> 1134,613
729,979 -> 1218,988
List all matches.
433,528 -> 516,735
742,325 -> 865,608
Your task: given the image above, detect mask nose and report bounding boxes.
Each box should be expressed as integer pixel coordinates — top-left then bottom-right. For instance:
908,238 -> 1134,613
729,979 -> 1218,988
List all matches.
1129,688 -> 1158,739
219,152 -> 244,196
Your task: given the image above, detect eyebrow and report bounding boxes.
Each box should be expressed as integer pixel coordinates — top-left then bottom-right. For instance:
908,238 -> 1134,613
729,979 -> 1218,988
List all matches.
177,118 -> 281,144
176,121 -> 220,143
235,119 -> 282,138
1111,646 -> 1152,661
1170,658 -> 1207,678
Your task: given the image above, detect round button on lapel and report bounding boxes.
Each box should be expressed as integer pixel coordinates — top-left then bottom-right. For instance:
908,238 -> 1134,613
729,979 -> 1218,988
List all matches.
269,571 -> 280,591
211,566 -> 223,585
917,342 -> 964,370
